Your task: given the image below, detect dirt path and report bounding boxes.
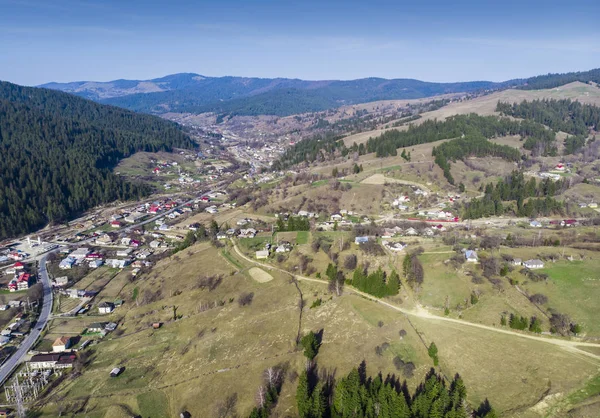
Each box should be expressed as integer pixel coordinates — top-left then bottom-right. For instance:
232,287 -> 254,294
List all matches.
231,241 -> 600,361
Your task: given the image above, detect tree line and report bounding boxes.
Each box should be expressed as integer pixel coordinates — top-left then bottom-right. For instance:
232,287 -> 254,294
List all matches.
0,81 -> 194,240
293,363 -> 496,418
432,135 -> 522,184
462,171 -> 565,219
351,265 -> 401,298
497,99 -> 600,154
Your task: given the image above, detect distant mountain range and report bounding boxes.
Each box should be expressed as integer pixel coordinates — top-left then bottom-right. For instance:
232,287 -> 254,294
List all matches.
40,68 -> 600,117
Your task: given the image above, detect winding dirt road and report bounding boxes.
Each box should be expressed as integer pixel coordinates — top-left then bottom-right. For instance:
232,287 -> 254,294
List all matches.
231,241 -> 600,361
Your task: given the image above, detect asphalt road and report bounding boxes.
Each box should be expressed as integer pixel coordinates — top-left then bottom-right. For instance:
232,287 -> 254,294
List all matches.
0,252 -> 54,386
0,186 -> 221,387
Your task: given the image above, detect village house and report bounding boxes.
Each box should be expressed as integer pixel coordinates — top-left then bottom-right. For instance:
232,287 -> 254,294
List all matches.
354,236 -> 369,244
105,258 -> 131,269
110,220 -> 121,228
116,248 -> 132,257
383,241 -> 407,252
98,302 -> 115,314
69,248 -> 90,260
512,258 -> 522,266
529,220 -> 542,228
239,228 -> 257,239
29,353 -> 76,369
125,212 -> 146,223
52,336 -> 72,352
89,259 -> 104,269
53,276 -> 69,287
95,233 -> 114,245
205,205 -> 218,214
88,322 -> 106,333
255,250 -> 269,259
465,250 -> 479,263
59,257 -> 76,270
404,228 -> 418,236
330,214 -> 343,221
524,259 -> 544,269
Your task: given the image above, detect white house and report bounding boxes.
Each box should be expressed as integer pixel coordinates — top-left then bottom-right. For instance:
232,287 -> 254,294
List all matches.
512,258 -> 522,266
465,250 -> 478,263
52,336 -> 72,353
524,259 -> 544,269
98,302 -> 115,314
105,259 -> 131,269
330,214 -> 343,221
255,250 -> 269,259
404,228 -> 418,236
116,248 -> 132,257
59,257 -> 76,270
53,276 -> 69,287
89,259 -> 104,269
529,221 -> 542,228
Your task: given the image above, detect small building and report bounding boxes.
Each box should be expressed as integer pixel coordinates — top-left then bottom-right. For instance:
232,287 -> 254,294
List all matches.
116,248 -> 132,257
89,259 -> 104,269
354,236 -> 369,245
524,259 -> 544,269
512,258 -> 522,266
29,353 -> 76,369
110,367 -> 123,377
589,202 -> 598,209
52,336 -> 72,352
88,322 -> 106,333
255,250 -> 269,259
59,257 -> 76,270
110,220 -> 121,228
98,302 -> 115,314
465,250 -> 478,263
216,233 -> 227,240
529,221 -> 542,228
105,258 -> 131,269
330,214 -> 343,221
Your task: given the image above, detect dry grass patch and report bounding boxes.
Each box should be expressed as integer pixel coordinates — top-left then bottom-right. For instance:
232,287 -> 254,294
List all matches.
248,267 -> 273,283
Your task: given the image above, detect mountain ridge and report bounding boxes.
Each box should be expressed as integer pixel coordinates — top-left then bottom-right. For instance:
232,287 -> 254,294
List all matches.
37,68 -> 600,117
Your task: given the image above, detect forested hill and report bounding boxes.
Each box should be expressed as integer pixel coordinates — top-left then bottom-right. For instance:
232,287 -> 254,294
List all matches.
520,68 -> 600,90
0,81 -> 195,240
44,74 -> 518,116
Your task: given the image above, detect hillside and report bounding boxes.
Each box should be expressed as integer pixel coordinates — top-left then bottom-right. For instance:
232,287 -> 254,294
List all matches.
42,73 -> 518,116
0,81 -> 195,240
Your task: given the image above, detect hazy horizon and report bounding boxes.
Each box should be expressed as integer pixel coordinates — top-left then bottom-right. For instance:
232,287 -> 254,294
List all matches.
1,0 -> 599,86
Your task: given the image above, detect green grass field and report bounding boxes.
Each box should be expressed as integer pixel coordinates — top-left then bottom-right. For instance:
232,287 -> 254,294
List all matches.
522,260 -> 600,336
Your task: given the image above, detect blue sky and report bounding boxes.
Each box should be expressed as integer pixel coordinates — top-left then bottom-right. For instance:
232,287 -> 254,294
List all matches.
0,0 -> 599,85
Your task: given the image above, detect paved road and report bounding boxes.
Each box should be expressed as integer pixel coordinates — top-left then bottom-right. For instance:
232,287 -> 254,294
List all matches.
231,242 -> 600,362
0,185 -> 223,387
0,252 -> 55,386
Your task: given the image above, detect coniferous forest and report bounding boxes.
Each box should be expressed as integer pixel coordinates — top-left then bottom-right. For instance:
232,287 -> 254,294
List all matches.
0,81 -> 194,239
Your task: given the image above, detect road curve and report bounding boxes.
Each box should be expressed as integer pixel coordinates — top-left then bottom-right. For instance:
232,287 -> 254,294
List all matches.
230,241 -> 600,361
0,187 -> 222,387
0,252 -> 55,386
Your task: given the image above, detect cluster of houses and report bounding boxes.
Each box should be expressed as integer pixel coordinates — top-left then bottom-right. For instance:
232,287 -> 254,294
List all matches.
0,313 -> 29,346
3,261 -> 33,292
382,241 -> 408,252
255,241 -> 293,259
529,219 -> 580,228
382,224 -> 448,238
417,210 -> 458,222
